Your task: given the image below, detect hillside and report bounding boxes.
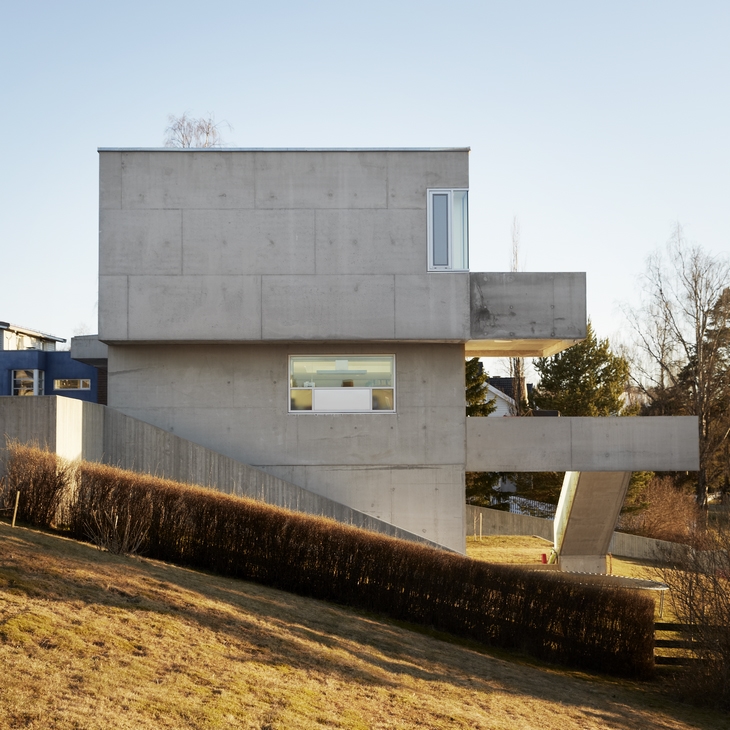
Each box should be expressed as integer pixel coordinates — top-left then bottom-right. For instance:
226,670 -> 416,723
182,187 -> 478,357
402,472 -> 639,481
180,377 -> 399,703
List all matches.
0,522 -> 725,730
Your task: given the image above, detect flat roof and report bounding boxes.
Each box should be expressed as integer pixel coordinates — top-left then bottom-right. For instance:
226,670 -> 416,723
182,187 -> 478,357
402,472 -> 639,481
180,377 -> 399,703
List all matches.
98,147 -> 471,153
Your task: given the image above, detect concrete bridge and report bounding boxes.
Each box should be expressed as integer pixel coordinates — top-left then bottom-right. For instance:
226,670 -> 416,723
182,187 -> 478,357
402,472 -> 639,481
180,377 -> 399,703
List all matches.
467,416 -> 699,572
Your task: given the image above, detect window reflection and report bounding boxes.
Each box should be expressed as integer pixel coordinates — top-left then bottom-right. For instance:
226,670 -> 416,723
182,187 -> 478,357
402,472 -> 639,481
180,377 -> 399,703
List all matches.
289,356 -> 395,413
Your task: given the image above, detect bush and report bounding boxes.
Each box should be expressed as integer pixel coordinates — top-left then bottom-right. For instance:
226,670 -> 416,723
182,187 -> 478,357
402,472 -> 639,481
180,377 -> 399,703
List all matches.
659,528 -> 730,708
1,446 -> 656,678
1,442 -> 71,528
620,476 -> 701,544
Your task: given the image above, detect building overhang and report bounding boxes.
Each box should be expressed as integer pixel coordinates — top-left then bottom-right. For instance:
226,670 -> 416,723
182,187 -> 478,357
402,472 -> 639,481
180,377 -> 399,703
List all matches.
469,272 -> 586,358
69,335 -> 109,367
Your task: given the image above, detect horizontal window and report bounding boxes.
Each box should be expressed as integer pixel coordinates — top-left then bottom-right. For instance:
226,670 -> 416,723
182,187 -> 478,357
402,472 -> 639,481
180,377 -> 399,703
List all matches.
53,379 -> 91,390
290,356 -> 395,413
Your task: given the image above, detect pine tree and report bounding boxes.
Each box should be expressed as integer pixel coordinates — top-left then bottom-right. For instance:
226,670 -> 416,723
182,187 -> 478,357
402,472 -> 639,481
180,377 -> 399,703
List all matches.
515,322 -> 639,505
531,321 -> 632,416
465,358 -> 497,417
465,358 -> 499,506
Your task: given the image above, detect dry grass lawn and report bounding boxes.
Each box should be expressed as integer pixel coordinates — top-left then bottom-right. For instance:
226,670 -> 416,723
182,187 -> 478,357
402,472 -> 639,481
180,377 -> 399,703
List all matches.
1,523 -> 725,729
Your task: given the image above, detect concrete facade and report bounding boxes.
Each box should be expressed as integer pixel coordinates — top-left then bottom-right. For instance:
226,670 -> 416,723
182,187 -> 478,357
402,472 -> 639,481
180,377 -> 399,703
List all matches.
78,147 -> 697,555
99,150 -> 474,345
91,148 -> 591,552
106,341 -> 467,546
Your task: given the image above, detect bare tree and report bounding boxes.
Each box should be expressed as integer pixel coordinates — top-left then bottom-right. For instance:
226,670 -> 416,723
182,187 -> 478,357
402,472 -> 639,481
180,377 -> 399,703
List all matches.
626,223 -> 730,508
509,216 -> 527,415
164,113 -> 231,148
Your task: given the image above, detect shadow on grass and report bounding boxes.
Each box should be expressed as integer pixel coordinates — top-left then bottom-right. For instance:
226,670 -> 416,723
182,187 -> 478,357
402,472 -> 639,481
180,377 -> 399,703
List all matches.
0,520 -> 723,730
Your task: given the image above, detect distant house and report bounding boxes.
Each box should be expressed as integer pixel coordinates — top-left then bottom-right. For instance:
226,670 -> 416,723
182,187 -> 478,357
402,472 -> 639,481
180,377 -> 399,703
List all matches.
488,377 -> 559,417
486,383 -> 516,417
0,322 -> 102,403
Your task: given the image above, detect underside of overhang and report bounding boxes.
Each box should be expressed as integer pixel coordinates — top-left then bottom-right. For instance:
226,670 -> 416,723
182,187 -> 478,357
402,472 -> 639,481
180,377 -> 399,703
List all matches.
465,337 -> 583,358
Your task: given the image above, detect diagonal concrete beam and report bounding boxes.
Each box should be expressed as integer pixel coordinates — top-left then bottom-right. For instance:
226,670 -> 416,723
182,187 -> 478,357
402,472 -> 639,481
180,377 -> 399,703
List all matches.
466,416 -> 699,472
554,471 -> 631,573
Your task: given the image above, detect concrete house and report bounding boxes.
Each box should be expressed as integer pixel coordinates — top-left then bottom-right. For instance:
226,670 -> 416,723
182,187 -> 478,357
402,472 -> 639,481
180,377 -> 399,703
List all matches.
86,147 -> 590,553
22,144 -> 692,568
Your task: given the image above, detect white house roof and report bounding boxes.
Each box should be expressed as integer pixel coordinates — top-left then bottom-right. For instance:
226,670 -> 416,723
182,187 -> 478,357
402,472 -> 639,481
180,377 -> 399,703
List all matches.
0,321 -> 66,343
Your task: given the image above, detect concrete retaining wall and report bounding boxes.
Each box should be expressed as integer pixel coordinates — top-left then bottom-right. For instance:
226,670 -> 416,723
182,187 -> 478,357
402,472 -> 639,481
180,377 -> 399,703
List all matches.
466,505 -> 553,540
0,396 -> 445,550
466,505 -> 689,561
0,396 -> 104,464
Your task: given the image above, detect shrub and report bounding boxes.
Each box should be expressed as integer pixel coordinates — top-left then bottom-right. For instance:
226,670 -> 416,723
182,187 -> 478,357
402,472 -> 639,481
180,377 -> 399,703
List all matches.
1,446 -> 656,678
620,476 -> 701,544
659,528 -> 730,708
1,442 -> 71,528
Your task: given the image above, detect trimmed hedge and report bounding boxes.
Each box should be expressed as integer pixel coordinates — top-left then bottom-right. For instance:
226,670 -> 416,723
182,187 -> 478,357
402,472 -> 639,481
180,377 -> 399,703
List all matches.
1,446 -> 656,677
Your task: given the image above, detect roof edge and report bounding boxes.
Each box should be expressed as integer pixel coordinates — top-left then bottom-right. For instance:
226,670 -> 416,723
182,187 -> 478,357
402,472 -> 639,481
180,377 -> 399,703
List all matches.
97,147 -> 471,153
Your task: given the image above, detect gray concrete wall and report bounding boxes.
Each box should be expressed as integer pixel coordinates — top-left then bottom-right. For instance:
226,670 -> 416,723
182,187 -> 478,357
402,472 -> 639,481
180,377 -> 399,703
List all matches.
466,416 -> 699,472
466,505 -> 553,540
0,397 -> 105,469
0,396 -> 446,550
69,335 -> 108,366
99,149 -> 474,344
0,396 -> 58,468
467,272 -> 587,357
106,341 -> 468,551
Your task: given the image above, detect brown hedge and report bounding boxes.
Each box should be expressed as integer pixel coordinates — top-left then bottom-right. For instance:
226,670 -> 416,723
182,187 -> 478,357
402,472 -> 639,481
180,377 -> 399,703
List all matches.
1,446 -> 656,677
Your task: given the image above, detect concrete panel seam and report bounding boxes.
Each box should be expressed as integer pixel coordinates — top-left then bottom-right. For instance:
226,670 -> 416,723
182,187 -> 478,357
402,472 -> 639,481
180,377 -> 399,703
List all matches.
180,208 -> 184,275
119,153 -> 124,209
313,209 -> 318,274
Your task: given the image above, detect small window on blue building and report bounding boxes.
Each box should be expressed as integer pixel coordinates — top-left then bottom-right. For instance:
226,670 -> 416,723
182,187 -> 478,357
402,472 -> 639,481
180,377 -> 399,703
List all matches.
53,379 -> 91,391
12,370 -> 44,396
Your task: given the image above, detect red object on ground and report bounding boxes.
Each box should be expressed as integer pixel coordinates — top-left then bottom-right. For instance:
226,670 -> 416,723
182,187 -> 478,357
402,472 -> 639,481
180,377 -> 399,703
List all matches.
541,553 -> 547,564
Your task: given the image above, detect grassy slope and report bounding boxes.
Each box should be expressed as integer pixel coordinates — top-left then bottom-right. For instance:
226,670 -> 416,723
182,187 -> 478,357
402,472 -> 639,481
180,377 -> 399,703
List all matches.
0,523 -> 724,730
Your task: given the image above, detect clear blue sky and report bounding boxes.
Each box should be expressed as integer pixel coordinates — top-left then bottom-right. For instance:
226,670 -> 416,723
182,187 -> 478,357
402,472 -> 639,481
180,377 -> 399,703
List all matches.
2,1 -> 728,347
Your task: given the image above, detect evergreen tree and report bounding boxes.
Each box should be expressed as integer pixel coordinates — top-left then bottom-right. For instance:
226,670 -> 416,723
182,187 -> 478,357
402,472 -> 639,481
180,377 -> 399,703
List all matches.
531,321 -> 632,416
515,322 -> 640,505
466,357 -> 497,417
465,358 -> 499,506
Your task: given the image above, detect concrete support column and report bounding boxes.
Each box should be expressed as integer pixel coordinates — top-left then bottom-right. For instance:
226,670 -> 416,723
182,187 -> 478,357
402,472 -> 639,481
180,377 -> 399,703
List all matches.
554,471 -> 632,573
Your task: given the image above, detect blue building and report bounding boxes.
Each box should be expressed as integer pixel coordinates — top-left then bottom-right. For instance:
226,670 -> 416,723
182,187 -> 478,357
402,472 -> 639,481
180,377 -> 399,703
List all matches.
0,322 -> 103,404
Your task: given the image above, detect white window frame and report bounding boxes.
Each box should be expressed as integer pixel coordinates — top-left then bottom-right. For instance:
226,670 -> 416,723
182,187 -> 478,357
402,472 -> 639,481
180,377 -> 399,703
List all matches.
12,369 -> 44,396
427,188 -> 469,271
289,355 -> 396,414
53,378 -> 91,391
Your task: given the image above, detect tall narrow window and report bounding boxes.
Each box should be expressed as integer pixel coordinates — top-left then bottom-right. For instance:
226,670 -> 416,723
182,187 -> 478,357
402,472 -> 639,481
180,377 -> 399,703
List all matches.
427,189 -> 469,271
289,356 -> 395,413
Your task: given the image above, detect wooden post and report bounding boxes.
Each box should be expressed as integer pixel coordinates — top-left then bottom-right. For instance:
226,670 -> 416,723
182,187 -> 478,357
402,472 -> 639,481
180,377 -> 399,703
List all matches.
479,512 -> 483,541
11,491 -> 20,528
